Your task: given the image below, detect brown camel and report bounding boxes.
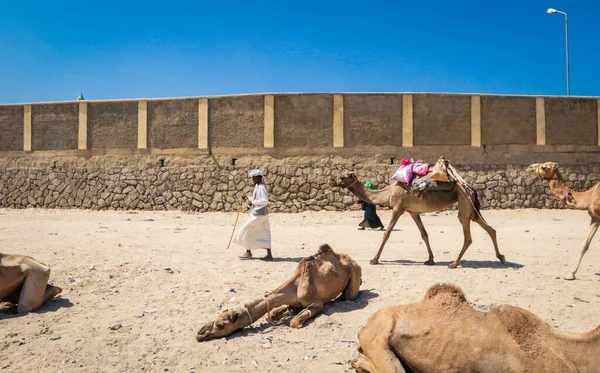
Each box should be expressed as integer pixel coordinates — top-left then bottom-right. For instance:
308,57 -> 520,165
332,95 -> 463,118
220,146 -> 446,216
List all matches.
334,171 -> 504,267
0,253 -> 62,313
351,283 -> 600,373
527,161 -> 600,280
196,244 -> 362,341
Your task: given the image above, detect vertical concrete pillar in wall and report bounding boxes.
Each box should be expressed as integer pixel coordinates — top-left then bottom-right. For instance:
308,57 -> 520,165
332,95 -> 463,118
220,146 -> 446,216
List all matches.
471,95 -> 481,147
535,97 -> 546,145
78,102 -> 88,150
333,94 -> 344,147
597,99 -> 600,146
264,95 -> 274,148
402,94 -> 413,147
24,105 -> 32,152
198,98 -> 208,149
138,100 -> 148,149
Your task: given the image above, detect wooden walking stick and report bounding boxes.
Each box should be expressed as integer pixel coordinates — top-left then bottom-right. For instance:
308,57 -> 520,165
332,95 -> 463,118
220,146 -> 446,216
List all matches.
226,199 -> 244,250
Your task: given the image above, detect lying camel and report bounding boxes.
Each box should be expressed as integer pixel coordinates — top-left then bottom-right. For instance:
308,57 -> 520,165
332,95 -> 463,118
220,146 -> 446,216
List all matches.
334,170 -> 504,267
197,244 -> 362,341
351,283 -> 600,373
0,253 -> 62,313
527,162 -> 600,280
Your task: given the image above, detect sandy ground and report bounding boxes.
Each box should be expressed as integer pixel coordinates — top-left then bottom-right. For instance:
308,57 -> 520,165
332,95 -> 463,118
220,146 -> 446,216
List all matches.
1,208 -> 600,373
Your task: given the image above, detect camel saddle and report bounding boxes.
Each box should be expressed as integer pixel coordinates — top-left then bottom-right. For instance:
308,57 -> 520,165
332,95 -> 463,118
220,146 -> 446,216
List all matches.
397,172 -> 455,196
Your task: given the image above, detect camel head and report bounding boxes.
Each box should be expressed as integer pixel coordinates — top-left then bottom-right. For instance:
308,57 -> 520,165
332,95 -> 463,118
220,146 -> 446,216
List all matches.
333,170 -> 359,189
526,162 -> 560,180
196,308 -> 245,342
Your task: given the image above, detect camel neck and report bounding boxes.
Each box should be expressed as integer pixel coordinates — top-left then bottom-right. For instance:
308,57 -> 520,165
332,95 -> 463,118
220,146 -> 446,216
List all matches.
548,178 -> 589,210
348,183 -> 389,205
237,298 -> 270,328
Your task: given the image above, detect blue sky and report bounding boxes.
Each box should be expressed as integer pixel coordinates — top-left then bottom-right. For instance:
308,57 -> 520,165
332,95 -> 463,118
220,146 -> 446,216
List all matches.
0,1 -> 598,103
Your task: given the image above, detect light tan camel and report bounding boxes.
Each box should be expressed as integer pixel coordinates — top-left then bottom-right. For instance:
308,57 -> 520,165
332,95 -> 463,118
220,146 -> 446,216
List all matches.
196,244 -> 362,341
334,171 -> 504,267
351,283 -> 600,373
0,253 -> 62,313
527,161 -> 600,280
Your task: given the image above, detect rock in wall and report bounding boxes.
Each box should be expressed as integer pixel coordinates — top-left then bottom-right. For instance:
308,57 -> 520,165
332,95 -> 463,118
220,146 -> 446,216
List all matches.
0,155 -> 597,212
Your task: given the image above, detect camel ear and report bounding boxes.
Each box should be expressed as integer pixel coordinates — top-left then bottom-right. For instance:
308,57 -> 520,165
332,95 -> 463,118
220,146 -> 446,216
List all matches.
349,172 -> 355,178
553,163 -> 559,170
229,311 -> 239,323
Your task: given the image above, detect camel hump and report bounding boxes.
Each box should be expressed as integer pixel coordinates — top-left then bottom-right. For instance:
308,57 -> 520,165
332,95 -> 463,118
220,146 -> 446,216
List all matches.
318,244 -> 333,254
423,283 -> 467,302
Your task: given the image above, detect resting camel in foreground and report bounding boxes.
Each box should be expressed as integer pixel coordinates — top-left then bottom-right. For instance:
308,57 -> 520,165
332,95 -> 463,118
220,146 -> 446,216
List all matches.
0,253 -> 62,313
334,170 -> 504,267
528,162 -> 600,280
352,283 -> 600,373
197,244 -> 361,341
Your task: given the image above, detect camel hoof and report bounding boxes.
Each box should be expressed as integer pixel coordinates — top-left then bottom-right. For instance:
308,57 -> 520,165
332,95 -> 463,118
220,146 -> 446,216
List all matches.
290,320 -> 303,329
48,285 -> 63,298
448,262 -> 459,269
424,260 -> 435,266
564,274 -> 576,281
0,302 -> 17,314
369,259 -> 379,265
498,255 -> 506,264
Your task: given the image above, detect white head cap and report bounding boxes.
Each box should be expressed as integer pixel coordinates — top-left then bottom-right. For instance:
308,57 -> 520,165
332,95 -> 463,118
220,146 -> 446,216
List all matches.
249,169 -> 263,177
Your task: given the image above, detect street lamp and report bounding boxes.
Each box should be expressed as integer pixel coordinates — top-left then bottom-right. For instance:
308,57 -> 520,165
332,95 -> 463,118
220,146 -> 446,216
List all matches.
547,8 -> 570,96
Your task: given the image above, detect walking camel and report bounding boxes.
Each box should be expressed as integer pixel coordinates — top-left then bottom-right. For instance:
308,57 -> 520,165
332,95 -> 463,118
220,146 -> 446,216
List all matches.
196,244 -> 362,341
1,253 -> 62,313
351,283 -> 600,373
334,171 -> 504,267
527,162 -> 600,280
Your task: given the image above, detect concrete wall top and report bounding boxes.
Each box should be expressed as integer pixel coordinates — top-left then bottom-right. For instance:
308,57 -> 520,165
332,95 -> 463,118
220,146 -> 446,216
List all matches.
1,92 -> 599,106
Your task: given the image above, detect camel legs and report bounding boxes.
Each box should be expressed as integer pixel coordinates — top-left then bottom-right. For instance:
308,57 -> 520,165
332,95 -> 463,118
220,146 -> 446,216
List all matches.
472,215 -> 505,264
17,264 -> 61,313
350,353 -> 374,373
565,218 -> 600,280
353,338 -> 406,373
370,209 -> 405,265
448,213 -> 473,269
408,212 -> 435,265
339,263 -> 362,301
290,300 -> 324,329
449,193 -> 505,268
268,305 -> 296,322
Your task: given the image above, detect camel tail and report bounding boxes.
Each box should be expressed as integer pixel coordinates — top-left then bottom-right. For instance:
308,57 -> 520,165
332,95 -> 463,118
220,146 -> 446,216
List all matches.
472,189 -> 481,215
470,188 -> 491,224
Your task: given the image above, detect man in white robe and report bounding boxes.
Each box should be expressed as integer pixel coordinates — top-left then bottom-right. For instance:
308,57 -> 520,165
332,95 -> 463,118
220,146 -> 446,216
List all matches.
233,169 -> 273,261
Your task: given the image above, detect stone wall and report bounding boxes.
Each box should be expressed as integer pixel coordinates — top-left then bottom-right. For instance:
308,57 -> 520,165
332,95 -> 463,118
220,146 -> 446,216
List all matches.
89,102 -> 138,149
413,94 -> 471,146
0,155 -> 596,212
1,93 -> 598,152
32,104 -> 78,151
0,105 -> 24,151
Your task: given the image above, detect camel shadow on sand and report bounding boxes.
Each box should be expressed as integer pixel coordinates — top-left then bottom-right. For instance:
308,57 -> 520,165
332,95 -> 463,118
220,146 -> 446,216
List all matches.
0,296 -> 73,320
226,289 -> 379,339
241,256 -> 305,263
379,259 -> 523,269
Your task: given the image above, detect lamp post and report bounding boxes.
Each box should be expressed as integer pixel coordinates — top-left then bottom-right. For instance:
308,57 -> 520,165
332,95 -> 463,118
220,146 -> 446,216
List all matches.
547,8 -> 570,96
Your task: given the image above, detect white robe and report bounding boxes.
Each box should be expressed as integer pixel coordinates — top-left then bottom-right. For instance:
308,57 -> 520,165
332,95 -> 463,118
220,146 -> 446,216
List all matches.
233,182 -> 271,250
